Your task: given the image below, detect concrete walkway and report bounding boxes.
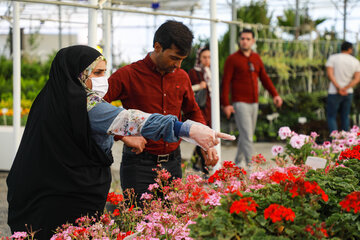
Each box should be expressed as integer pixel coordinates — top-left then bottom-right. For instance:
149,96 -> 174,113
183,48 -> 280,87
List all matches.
0,141 -> 280,237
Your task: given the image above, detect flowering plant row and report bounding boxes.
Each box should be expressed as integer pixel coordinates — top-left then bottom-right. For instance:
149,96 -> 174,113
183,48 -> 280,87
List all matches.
2,127 -> 360,239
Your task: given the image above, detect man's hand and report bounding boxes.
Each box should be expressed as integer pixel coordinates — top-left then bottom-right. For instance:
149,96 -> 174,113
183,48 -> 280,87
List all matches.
121,136 -> 147,154
202,147 -> 219,167
189,124 -> 235,151
273,96 -> 283,108
338,88 -> 348,96
223,105 -> 235,119
199,81 -> 207,89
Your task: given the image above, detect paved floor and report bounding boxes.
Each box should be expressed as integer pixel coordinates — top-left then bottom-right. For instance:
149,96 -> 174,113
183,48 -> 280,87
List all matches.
0,141 -> 280,237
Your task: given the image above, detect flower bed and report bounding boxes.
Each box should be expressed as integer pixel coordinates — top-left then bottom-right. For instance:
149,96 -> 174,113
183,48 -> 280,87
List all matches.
3,126 -> 360,239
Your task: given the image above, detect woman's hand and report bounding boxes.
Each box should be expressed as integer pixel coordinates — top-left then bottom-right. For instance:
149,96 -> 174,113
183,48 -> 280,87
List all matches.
189,124 -> 235,151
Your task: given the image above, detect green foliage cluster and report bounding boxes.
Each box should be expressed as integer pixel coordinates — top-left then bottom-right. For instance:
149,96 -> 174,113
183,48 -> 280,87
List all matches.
255,91 -> 328,142
0,52 -> 55,102
190,160 -> 360,239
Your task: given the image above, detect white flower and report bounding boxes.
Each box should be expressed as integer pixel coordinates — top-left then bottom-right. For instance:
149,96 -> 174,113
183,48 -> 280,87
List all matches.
290,135 -> 306,149
271,145 -> 284,156
278,127 -> 292,140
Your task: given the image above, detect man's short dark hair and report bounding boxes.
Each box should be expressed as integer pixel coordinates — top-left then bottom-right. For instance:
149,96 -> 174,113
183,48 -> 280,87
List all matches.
153,20 -> 194,56
239,29 -> 255,38
341,41 -> 353,51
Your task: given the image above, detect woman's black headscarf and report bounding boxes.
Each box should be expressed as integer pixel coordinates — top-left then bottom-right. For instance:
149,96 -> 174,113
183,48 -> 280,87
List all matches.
7,45 -> 112,239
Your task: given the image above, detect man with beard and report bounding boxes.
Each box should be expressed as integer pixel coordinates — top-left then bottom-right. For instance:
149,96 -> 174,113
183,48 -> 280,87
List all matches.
105,20 -> 222,201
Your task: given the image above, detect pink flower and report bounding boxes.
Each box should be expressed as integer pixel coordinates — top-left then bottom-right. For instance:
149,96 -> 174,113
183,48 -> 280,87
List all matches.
350,125 -> 360,133
278,127 -> 292,140
204,192 -> 221,206
148,183 -> 159,191
310,132 -> 319,138
323,141 -> 331,148
346,138 -> 356,146
11,232 -> 28,239
140,192 -> 153,200
245,184 -> 265,192
290,135 -> 306,149
271,145 -> 284,156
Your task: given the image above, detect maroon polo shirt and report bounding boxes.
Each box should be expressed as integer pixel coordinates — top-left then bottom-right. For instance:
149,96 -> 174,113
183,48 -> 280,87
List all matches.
104,53 -> 206,155
221,50 -> 279,106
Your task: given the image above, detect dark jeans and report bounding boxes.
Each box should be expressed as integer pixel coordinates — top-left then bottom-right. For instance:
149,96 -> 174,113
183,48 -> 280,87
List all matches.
326,93 -> 353,133
120,145 -> 182,201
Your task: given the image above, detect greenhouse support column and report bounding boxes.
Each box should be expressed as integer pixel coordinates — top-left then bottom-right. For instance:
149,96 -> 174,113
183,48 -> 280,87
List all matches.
229,0 -> 237,54
13,2 -> 21,156
88,0 -> 97,48
210,0 -> 221,171
103,2 -> 112,76
308,36 -> 313,93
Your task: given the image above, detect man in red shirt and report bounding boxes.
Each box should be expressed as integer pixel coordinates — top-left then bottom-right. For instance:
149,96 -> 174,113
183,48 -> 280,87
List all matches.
105,20 -> 217,200
221,29 -> 283,168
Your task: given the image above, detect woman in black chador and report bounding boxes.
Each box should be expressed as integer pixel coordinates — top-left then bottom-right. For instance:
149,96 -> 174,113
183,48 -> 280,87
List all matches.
7,45 -> 234,239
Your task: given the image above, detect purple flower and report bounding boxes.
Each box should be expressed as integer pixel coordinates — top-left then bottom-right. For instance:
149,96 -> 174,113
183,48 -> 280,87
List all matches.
278,127 -> 292,140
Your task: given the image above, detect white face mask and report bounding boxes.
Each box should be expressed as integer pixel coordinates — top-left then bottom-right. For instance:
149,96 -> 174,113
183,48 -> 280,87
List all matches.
91,76 -> 108,98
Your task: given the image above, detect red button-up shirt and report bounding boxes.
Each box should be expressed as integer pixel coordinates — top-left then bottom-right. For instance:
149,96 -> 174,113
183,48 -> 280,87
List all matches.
221,50 -> 279,106
104,54 -> 206,155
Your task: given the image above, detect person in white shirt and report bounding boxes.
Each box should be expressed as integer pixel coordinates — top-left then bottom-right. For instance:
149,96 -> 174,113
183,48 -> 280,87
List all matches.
326,41 -> 360,133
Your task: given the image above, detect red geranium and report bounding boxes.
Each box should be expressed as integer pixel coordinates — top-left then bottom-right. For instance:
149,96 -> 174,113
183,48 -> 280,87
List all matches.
264,204 -> 295,223
305,222 -> 329,239
208,161 -> 246,183
107,192 -> 124,205
270,171 -> 296,184
339,145 -> 360,162
285,178 -> 328,202
339,191 -> 360,213
117,231 -> 134,240
230,197 -> 258,214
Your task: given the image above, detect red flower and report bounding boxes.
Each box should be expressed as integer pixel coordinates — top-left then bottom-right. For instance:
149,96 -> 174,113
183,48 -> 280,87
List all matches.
264,204 -> 295,223
72,227 -> 87,237
339,145 -> 360,163
113,209 -> 120,216
189,185 -> 209,201
270,171 -> 295,184
117,231 -> 134,240
230,197 -> 258,214
339,191 -> 360,213
208,161 -> 246,183
107,192 -> 124,205
252,154 -> 266,164
128,205 -> 134,212
283,177 -> 328,202
305,222 -> 329,238
100,214 -> 111,225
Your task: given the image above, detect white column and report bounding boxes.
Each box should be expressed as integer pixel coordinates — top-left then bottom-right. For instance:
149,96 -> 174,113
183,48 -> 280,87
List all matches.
229,0 -> 237,54
88,0 -> 97,48
13,2 -> 21,156
103,2 -> 112,76
210,0 -> 222,171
